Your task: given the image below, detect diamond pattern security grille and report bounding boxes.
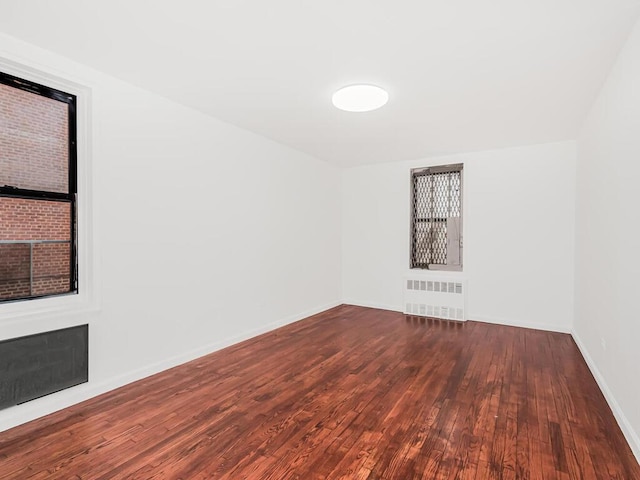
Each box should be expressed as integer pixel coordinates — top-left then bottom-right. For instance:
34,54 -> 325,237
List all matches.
411,166 -> 462,268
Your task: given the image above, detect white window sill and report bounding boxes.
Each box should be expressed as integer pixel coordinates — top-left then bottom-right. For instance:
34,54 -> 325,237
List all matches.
0,292 -> 99,336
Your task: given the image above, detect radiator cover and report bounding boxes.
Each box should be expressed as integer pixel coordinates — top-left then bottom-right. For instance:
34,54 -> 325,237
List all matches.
404,277 -> 467,321
0,325 -> 88,410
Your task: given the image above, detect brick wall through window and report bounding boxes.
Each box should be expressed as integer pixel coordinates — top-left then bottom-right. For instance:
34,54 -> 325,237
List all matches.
0,72 -> 76,302
0,83 -> 69,193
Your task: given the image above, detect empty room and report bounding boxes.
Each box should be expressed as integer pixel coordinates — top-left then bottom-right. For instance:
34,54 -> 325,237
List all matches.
1,1 -> 639,478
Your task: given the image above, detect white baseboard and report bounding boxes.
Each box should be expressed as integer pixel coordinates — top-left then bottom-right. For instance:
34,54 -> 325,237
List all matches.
0,300 -> 341,433
469,314 -> 572,334
342,302 -> 572,334
571,331 -> 640,464
341,299 -> 401,313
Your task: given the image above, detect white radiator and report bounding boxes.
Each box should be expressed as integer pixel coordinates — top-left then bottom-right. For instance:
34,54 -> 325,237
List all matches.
403,276 -> 467,321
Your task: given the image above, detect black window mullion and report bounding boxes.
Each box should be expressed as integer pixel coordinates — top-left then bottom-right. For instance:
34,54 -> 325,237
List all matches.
411,173 -> 418,268
67,99 -> 78,196
70,196 -> 77,293
0,188 -> 72,202
67,99 -> 78,293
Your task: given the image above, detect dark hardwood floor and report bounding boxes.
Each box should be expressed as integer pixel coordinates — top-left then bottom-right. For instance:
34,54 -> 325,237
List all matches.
0,305 -> 638,479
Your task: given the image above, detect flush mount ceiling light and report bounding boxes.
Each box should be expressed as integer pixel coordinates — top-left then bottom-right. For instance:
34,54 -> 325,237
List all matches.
332,84 -> 389,112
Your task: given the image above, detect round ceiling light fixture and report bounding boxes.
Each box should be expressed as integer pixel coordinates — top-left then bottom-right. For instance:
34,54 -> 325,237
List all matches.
332,84 -> 389,112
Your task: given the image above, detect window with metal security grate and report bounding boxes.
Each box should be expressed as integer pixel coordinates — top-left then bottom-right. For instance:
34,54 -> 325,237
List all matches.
410,164 -> 463,270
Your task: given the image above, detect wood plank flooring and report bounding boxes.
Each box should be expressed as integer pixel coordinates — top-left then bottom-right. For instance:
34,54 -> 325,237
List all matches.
0,305 -> 638,479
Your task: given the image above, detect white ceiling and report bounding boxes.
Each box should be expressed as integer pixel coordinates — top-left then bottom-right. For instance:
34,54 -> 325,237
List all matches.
0,0 -> 639,167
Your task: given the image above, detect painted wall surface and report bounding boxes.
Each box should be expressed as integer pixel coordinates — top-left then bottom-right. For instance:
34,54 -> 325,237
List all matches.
574,17 -> 640,459
0,33 -> 342,431
342,141 -> 576,332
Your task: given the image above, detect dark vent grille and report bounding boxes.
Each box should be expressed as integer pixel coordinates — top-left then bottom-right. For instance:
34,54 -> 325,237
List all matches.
0,325 -> 88,410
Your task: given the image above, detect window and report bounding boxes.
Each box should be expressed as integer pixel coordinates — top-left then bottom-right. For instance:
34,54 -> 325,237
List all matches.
0,71 -> 77,302
410,164 -> 463,270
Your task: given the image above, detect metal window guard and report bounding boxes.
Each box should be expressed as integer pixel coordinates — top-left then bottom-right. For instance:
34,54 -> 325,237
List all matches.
0,240 -> 70,297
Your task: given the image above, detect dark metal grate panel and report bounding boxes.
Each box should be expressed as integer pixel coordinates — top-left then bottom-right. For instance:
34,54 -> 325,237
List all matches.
0,325 -> 88,410
411,168 -> 461,268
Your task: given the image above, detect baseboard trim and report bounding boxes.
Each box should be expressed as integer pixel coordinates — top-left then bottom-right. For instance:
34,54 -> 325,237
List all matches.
341,302 -> 572,334
571,331 -> 640,464
341,299 -> 402,313
469,314 -> 571,334
0,300 -> 341,433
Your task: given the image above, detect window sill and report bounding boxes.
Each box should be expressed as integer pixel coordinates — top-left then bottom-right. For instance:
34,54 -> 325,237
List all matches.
411,266 -> 463,272
0,292 -> 99,332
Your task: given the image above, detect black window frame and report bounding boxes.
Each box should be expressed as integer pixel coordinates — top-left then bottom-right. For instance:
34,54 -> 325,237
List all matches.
0,70 -> 78,303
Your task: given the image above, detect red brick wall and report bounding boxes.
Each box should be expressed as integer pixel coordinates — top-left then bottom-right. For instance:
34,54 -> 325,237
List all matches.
0,244 -> 30,299
0,199 -> 71,300
0,242 -> 70,300
32,243 -> 71,296
0,198 -> 70,241
0,83 -> 69,193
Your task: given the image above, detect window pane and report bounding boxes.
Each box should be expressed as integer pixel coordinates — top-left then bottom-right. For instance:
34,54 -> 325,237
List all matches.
32,242 -> 71,296
0,83 -> 69,193
413,220 -> 431,266
0,197 -> 72,300
431,221 -> 447,265
0,243 -> 30,300
411,167 -> 462,269
0,197 -> 71,241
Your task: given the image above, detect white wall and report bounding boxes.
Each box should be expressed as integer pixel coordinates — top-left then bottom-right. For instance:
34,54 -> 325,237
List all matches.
574,17 -> 640,460
0,33 -> 341,431
342,141 -> 576,332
